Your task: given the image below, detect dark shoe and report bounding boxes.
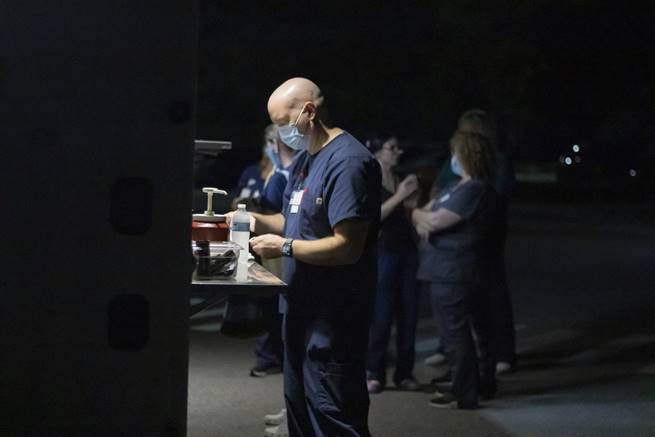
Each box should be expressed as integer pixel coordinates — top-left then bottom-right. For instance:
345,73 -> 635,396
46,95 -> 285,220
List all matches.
396,378 -> 421,391
250,364 -> 282,377
480,390 -> 496,401
480,380 -> 497,401
428,391 -> 458,409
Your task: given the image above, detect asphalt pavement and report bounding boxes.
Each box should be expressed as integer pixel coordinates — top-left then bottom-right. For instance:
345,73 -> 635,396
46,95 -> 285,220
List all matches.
188,200 -> 655,437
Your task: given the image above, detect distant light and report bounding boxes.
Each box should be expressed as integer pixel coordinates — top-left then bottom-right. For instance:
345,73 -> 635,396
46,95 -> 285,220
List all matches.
572,144 -> 580,153
629,169 -> 637,177
565,157 -> 573,165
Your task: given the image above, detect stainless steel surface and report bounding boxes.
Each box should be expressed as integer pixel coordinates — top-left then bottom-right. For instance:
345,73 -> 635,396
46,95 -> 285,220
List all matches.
190,261 -> 285,316
194,139 -> 232,156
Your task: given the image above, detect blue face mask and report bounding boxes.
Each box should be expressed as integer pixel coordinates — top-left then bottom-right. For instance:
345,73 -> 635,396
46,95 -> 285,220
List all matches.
278,105 -> 308,151
450,154 -> 464,177
265,145 -> 281,169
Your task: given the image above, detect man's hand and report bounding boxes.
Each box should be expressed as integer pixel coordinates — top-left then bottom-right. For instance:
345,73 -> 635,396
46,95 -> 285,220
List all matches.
250,234 -> 285,259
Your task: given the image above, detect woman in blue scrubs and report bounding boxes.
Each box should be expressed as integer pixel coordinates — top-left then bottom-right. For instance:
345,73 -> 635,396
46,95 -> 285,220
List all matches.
412,130 -> 498,409
365,134 -> 421,394
251,129 -> 297,378
428,109 -> 518,374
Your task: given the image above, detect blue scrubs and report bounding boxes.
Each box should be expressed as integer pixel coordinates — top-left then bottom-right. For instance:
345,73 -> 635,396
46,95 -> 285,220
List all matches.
418,180 -> 497,408
235,163 -> 264,200
261,166 -> 290,212
254,165 -> 292,371
431,152 -> 518,365
281,132 -> 380,437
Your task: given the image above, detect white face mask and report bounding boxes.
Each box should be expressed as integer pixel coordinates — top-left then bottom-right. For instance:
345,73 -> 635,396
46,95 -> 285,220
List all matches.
450,154 -> 464,177
278,104 -> 308,151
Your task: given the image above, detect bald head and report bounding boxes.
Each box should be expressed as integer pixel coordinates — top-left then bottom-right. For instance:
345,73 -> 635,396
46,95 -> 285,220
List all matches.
268,77 -> 325,125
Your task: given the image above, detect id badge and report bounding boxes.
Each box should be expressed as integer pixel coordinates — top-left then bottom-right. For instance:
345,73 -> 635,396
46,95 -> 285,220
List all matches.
289,189 -> 304,214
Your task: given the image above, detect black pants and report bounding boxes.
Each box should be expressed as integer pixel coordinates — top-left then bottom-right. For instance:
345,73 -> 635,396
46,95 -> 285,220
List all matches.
283,312 -> 371,437
430,281 -> 496,408
488,198 -> 517,364
367,247 -> 418,384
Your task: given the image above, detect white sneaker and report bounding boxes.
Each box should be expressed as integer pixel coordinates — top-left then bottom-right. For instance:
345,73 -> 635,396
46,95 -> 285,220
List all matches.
496,361 -> 514,375
264,408 -> 287,426
424,353 -> 447,366
264,420 -> 289,437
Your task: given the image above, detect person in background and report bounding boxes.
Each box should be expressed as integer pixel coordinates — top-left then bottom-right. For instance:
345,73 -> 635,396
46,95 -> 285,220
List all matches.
364,134 -> 421,394
425,109 -> 518,375
251,128 -> 297,378
412,131 -> 497,409
244,77 -> 380,437
232,125 -> 276,209
260,129 -> 297,213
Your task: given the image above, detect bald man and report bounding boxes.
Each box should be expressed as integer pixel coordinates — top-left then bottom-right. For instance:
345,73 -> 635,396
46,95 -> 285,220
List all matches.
248,78 -> 380,437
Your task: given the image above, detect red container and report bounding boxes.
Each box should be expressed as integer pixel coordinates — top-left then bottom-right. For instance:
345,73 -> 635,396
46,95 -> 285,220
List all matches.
191,216 -> 229,241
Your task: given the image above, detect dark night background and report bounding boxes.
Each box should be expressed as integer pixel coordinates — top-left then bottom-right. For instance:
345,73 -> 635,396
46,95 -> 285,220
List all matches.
3,3 -> 653,434
195,1 -> 654,200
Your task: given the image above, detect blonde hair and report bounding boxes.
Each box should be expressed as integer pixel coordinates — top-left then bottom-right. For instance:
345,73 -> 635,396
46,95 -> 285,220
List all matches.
449,131 -> 495,181
263,124 -> 278,145
259,124 -> 277,177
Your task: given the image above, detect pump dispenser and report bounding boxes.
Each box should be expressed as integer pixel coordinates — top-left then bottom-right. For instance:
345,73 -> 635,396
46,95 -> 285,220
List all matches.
191,187 -> 229,241
202,187 -> 226,216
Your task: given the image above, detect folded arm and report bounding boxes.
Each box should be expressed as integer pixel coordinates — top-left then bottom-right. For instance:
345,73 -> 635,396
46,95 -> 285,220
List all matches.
412,207 -> 462,234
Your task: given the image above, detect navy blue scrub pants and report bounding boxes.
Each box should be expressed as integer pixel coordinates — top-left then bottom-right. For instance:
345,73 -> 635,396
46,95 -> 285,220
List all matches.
367,247 -> 418,385
430,281 -> 496,408
283,311 -> 371,437
254,296 -> 284,369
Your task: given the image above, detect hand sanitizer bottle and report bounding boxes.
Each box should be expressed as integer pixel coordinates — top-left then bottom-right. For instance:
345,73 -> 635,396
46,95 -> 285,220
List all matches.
230,203 -> 250,280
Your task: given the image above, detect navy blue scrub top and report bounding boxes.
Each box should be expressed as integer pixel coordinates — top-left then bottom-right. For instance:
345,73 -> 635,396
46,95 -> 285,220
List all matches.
261,165 -> 291,213
417,179 -> 496,284
280,132 -> 381,317
235,163 -> 265,200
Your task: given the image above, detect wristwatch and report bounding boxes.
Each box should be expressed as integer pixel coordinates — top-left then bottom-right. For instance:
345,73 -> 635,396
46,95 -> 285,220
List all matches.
282,238 -> 294,257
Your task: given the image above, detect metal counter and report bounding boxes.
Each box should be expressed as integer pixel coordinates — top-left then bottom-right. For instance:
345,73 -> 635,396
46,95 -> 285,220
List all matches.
190,261 -> 286,316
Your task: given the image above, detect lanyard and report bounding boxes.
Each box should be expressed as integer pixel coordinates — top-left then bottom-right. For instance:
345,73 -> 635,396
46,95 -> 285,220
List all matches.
295,153 -> 312,191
